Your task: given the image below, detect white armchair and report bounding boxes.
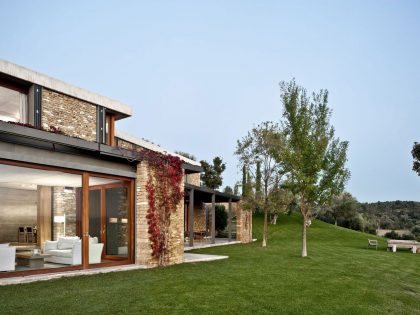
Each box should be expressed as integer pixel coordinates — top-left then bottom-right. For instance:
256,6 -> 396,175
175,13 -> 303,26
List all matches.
43,237 -> 104,265
0,244 -> 16,271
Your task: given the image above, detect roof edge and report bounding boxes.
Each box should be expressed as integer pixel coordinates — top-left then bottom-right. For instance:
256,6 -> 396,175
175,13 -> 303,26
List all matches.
115,130 -> 202,167
0,59 -> 133,117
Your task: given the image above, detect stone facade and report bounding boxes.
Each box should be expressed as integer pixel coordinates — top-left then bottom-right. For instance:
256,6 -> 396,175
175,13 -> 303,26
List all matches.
185,173 -> 201,186
52,187 -> 78,239
135,161 -> 184,267
42,88 -> 97,142
236,202 -> 253,243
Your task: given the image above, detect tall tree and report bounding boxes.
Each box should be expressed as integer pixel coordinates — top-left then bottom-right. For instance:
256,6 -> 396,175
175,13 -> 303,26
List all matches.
411,142 -> 420,175
200,157 -> 226,189
278,79 -> 350,257
223,186 -> 233,194
234,182 -> 240,195
242,165 -> 248,196
174,150 -> 197,161
255,161 -> 262,200
236,121 -> 286,247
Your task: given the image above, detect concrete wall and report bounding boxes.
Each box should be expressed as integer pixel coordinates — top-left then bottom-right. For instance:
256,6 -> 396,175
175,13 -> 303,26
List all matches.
0,187 -> 37,243
42,88 -> 97,142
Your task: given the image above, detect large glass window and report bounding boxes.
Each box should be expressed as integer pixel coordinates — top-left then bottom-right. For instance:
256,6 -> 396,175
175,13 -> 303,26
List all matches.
0,85 -> 28,123
0,163 -> 82,274
0,162 -> 133,277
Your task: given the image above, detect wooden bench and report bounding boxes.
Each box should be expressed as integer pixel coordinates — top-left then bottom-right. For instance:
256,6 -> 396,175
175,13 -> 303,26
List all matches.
387,240 -> 419,254
367,239 -> 378,249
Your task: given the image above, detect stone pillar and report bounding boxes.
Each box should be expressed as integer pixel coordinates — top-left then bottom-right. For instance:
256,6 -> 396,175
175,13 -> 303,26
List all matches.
211,194 -> 215,244
236,201 -> 253,243
135,161 -> 185,267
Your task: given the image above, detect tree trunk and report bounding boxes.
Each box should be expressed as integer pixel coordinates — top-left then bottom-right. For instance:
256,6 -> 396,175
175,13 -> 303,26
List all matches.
270,214 -> 278,224
300,195 -> 308,257
334,219 -> 337,226
262,207 -> 268,247
302,216 -> 307,257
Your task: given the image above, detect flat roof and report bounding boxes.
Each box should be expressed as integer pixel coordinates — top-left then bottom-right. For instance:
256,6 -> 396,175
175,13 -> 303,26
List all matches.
185,183 -> 241,202
115,130 -> 202,168
0,59 -> 133,118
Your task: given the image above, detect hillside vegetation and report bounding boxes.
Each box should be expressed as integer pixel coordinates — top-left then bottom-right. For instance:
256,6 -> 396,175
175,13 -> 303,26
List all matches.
0,214 -> 419,314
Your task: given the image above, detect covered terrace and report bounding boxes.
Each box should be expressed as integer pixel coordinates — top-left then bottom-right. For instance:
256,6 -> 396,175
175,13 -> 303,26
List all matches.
184,183 -> 241,248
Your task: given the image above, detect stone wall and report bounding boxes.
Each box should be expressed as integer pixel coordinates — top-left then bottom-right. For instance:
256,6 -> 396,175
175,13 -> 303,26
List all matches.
193,203 -> 207,232
52,187 -> 78,239
116,137 -> 136,151
236,202 -> 253,243
185,173 -> 201,186
42,88 -> 97,142
135,161 -> 184,267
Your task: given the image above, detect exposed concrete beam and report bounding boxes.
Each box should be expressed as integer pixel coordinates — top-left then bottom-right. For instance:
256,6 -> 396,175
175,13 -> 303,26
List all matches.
0,59 -> 132,118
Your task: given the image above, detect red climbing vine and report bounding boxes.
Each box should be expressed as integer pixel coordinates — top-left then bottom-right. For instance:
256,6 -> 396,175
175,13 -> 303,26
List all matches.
143,150 -> 184,266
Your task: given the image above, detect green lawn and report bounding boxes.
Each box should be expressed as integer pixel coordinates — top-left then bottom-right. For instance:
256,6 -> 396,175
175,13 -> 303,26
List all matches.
1,214 -> 419,315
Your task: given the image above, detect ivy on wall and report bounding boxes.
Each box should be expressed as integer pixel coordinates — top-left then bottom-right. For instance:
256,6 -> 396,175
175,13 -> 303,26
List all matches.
142,150 -> 184,266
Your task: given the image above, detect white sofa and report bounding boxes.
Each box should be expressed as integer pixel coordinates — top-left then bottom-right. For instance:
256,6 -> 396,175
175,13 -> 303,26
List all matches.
0,243 -> 16,271
44,237 -> 104,265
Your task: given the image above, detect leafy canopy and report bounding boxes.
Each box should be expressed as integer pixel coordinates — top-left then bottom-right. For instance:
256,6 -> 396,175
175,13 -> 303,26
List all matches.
200,156 -> 226,189
279,79 -> 350,213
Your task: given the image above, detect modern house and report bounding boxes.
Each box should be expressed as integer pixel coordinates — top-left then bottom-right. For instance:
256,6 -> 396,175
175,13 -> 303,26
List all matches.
0,59 -> 252,278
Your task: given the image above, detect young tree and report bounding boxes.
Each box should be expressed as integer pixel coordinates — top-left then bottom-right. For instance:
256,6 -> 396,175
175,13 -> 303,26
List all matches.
236,121 -> 286,247
328,192 -> 359,226
200,157 -> 226,189
279,79 -> 350,257
268,186 -> 294,224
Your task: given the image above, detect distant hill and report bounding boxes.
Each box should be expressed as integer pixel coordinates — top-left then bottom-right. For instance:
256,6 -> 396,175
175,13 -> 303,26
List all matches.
359,200 -> 420,230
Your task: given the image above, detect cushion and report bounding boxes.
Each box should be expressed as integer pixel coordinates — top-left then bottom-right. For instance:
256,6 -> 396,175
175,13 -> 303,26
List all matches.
0,243 -> 10,248
57,237 -> 80,250
47,249 -> 73,258
44,240 -> 58,251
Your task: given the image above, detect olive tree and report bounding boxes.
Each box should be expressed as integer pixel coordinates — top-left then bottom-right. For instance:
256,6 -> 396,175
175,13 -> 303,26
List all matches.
235,121 -> 286,247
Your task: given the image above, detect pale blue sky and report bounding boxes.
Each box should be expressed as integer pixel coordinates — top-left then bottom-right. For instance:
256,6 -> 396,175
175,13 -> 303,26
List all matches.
1,1 -> 419,202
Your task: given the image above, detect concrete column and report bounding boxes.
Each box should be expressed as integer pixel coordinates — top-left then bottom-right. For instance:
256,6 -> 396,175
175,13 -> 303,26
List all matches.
211,194 -> 215,244
228,198 -> 232,242
188,189 -> 194,247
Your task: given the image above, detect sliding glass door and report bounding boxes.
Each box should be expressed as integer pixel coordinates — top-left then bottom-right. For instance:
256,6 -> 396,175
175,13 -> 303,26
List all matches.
88,180 -> 130,262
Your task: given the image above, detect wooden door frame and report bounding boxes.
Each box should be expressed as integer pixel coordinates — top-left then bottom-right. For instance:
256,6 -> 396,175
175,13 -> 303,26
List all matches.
88,181 -> 132,261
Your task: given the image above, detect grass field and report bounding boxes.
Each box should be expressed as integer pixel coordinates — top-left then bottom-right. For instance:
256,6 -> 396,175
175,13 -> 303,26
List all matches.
1,214 -> 419,315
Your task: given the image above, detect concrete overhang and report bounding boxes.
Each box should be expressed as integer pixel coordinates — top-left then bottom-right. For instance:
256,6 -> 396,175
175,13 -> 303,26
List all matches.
115,130 -> 203,172
184,183 -> 241,203
0,59 -> 133,119
0,121 -> 138,165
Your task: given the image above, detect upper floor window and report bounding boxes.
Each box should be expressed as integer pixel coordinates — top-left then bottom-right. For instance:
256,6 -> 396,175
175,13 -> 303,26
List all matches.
0,84 -> 28,123
105,113 -> 115,146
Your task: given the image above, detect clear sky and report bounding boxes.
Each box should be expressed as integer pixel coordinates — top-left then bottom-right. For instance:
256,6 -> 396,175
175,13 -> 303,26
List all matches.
1,1 -> 419,202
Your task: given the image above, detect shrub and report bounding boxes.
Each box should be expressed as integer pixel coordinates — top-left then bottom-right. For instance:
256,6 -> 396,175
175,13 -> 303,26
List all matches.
215,205 -> 228,232
384,230 -> 400,239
